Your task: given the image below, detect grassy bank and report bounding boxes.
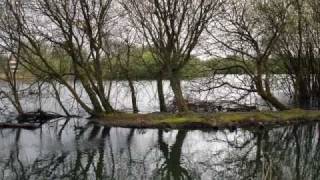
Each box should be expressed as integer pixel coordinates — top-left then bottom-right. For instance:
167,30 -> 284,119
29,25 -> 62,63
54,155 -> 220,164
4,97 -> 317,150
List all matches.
93,109 -> 320,129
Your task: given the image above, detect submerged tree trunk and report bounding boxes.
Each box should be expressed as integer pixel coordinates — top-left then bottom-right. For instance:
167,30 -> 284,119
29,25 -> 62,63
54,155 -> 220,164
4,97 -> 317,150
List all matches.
157,73 -> 167,112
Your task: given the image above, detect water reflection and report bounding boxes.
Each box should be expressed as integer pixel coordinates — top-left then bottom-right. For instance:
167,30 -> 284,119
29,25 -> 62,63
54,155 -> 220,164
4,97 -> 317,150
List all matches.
155,130 -> 191,180
0,119 -> 320,180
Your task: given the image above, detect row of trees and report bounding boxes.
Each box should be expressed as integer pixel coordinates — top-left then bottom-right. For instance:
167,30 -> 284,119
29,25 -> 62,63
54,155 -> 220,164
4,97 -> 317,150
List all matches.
0,0 -> 319,116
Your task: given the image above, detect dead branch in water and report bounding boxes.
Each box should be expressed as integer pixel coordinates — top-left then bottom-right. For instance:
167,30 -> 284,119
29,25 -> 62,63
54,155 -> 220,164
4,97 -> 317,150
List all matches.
0,110 -> 80,130
0,122 -> 39,130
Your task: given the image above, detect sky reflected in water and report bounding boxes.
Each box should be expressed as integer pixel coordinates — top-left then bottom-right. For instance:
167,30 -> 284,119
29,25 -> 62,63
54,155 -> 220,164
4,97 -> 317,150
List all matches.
0,118 -> 319,180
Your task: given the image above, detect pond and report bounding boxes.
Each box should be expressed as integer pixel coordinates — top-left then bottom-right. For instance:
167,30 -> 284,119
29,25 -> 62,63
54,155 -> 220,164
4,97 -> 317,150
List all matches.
0,118 -> 319,180
0,78 -> 306,179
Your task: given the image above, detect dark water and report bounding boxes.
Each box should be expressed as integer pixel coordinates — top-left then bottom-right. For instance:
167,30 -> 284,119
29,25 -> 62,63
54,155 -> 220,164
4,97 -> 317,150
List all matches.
0,117 -> 319,180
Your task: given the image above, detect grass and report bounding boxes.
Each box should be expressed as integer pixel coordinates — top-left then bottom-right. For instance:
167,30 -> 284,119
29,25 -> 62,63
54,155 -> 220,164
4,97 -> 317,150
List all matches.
94,109 -> 320,129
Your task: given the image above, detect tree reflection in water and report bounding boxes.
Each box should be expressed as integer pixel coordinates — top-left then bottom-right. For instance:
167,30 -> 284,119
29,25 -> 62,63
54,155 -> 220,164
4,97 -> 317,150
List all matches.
0,119 -> 320,180
155,130 -> 192,180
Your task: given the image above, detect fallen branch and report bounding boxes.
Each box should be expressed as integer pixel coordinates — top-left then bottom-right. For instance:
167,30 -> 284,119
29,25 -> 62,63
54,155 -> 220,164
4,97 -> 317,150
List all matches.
17,110 -> 66,123
0,122 -> 39,130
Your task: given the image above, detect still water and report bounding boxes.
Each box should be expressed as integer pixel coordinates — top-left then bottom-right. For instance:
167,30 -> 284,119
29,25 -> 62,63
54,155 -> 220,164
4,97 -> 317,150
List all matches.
0,78 -> 309,180
0,118 -> 319,180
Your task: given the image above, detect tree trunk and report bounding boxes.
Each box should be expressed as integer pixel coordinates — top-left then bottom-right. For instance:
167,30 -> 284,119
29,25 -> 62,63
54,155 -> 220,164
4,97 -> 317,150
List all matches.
255,72 -> 288,111
4,64 -> 24,115
127,78 -> 139,113
96,90 -> 115,113
169,75 -> 188,112
12,90 -> 24,115
95,74 -> 115,113
297,75 -> 311,109
7,93 -> 24,115
79,77 -> 104,114
157,74 -> 167,112
74,66 -> 104,114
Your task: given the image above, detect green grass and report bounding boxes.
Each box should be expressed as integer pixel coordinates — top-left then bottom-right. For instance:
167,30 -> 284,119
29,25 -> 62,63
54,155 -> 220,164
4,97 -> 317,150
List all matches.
96,109 -> 320,129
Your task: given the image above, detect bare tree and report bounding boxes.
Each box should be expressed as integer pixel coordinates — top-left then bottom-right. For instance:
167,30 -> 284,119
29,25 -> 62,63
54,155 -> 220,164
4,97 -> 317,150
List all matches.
206,0 -> 291,110
275,0 -> 320,109
0,55 -> 24,115
0,1 -> 24,115
115,28 -> 141,113
0,0 -> 118,116
122,0 -> 222,112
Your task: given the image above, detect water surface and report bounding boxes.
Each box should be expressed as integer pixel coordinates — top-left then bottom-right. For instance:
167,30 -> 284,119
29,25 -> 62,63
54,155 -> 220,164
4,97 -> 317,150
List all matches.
0,118 -> 319,180
0,78 -> 313,180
